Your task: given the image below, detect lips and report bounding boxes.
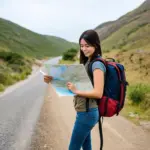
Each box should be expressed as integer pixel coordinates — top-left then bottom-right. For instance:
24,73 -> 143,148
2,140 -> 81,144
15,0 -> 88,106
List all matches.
84,52 -> 89,55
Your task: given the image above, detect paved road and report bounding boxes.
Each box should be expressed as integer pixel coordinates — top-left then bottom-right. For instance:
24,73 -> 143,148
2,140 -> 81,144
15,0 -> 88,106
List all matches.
0,57 -> 61,150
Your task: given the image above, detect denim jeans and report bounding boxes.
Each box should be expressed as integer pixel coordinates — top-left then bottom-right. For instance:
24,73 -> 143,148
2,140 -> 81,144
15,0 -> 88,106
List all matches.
69,108 -> 99,150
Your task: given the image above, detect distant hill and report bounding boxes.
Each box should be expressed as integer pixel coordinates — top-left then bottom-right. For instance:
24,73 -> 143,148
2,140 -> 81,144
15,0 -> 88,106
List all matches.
0,18 -> 78,58
95,0 -> 150,51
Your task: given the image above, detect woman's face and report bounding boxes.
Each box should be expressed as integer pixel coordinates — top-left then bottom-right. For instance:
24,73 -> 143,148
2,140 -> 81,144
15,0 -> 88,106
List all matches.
80,38 -> 95,58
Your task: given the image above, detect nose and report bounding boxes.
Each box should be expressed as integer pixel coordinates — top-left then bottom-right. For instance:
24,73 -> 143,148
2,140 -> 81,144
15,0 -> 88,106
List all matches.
82,46 -> 87,52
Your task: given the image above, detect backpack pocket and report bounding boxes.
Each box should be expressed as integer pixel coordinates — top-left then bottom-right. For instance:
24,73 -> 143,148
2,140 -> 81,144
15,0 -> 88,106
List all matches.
98,96 -> 119,117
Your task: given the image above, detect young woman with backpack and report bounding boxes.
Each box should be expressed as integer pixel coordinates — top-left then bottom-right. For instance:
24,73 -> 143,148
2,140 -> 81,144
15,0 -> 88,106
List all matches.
66,30 -> 106,150
44,29 -> 106,150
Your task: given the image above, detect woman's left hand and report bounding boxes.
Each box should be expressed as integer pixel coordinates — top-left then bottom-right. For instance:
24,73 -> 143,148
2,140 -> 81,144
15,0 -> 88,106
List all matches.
66,82 -> 77,94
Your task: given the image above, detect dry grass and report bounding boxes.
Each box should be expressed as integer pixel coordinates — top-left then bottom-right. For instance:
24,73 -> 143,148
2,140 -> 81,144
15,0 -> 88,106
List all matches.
103,49 -> 150,123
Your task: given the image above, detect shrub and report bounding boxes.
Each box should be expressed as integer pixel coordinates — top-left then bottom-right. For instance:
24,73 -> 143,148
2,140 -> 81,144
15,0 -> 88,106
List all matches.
0,72 -> 14,85
21,65 -> 32,75
0,51 -> 23,60
0,72 -> 9,84
0,51 -> 25,65
128,83 -> 149,105
20,72 -> 27,80
8,64 -> 22,72
140,94 -> 150,110
0,84 -> 5,92
12,74 -> 21,81
0,51 -> 32,90
62,48 -> 78,60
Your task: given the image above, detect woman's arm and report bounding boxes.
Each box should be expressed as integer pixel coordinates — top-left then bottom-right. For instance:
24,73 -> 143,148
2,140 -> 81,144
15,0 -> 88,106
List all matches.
67,69 -> 104,99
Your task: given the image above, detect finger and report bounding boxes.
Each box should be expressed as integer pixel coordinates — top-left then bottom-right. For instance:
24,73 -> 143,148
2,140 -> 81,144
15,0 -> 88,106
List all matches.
44,79 -> 50,83
44,77 -> 52,82
48,76 -> 53,79
44,75 -> 52,79
44,76 -> 49,80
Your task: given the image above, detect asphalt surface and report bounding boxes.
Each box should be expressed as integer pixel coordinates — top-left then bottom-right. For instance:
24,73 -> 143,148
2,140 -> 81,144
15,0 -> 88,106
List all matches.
0,57 -> 61,150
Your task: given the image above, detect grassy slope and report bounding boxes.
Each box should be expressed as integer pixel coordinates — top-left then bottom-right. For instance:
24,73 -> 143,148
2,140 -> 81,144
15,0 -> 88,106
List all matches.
0,18 -> 78,58
103,49 -> 150,123
101,20 -> 150,51
0,51 -> 34,92
95,0 -> 150,51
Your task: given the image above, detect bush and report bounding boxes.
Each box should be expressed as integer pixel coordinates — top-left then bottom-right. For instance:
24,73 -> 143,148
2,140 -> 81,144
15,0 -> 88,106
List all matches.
128,83 -> 149,105
0,84 -> 5,92
20,72 -> 27,80
140,94 -> 150,110
0,51 -> 25,65
8,64 -> 22,72
0,52 -> 33,92
0,72 -> 9,84
62,48 -> 78,60
21,65 -> 32,75
0,72 -> 14,85
12,73 -> 21,81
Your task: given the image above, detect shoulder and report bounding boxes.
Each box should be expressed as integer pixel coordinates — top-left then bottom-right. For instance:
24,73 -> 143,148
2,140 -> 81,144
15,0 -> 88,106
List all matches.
92,61 -> 106,73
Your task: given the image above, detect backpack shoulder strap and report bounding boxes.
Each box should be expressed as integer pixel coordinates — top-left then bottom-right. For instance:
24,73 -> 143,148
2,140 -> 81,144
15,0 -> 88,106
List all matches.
88,57 -> 107,82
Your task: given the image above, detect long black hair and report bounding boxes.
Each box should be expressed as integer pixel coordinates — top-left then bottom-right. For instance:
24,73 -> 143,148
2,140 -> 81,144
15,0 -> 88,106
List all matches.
79,29 -> 102,64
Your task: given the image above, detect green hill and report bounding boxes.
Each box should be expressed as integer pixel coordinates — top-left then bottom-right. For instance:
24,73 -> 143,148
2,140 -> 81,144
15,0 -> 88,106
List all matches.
0,18 -> 79,92
0,18 -> 78,58
95,0 -> 150,51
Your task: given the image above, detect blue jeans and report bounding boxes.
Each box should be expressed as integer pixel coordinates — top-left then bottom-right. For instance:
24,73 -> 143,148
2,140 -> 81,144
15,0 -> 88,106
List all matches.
69,108 -> 99,150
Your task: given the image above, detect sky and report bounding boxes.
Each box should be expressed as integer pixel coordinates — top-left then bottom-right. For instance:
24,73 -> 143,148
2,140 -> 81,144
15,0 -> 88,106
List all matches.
0,0 -> 146,42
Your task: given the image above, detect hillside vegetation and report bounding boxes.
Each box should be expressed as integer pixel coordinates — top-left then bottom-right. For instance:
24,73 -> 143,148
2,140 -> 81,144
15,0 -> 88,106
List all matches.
0,18 -> 78,92
0,18 -> 78,58
95,0 -> 150,51
0,51 -> 33,91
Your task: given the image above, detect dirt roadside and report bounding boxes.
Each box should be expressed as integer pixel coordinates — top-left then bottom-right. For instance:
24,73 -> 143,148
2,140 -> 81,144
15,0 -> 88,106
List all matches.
30,84 -> 150,150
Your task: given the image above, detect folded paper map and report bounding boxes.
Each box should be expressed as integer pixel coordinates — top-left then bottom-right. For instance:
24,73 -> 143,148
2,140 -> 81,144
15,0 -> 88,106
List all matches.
44,64 -> 93,96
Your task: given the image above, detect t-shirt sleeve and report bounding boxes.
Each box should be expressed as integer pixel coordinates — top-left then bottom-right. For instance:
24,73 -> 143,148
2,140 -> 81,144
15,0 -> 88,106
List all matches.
92,61 -> 106,73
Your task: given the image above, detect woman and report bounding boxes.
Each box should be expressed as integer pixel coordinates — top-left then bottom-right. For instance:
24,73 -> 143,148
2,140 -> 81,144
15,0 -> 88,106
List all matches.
44,29 -> 106,150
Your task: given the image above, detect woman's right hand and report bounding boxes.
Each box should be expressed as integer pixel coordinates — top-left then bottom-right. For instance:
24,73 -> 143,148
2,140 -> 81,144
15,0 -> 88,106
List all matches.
44,75 -> 53,84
